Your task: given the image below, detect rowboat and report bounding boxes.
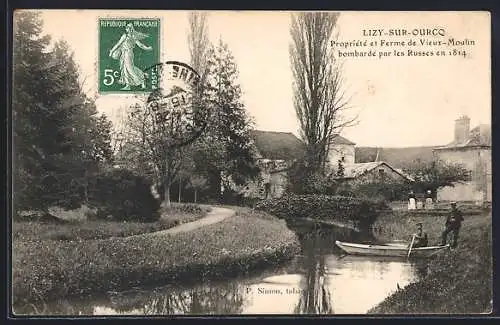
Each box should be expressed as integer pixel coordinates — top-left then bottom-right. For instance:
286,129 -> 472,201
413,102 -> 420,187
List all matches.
335,240 -> 450,258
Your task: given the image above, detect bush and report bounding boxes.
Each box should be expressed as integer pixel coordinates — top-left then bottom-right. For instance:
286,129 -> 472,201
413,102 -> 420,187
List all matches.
286,160 -> 339,195
255,194 -> 382,229
88,169 -> 160,222
168,203 -> 203,214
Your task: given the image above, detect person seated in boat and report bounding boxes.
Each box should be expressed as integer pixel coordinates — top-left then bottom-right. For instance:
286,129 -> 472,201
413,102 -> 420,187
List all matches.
410,222 -> 428,248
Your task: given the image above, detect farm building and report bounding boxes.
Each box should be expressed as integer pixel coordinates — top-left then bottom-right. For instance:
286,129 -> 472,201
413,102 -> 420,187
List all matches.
433,115 -> 491,202
334,161 -> 414,185
234,130 -> 305,199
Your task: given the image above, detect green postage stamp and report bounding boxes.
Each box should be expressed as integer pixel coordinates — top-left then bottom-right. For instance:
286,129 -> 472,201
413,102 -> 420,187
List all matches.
98,18 -> 161,94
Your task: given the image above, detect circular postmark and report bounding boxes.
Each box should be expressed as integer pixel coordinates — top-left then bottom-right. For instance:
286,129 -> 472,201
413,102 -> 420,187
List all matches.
142,61 -> 209,148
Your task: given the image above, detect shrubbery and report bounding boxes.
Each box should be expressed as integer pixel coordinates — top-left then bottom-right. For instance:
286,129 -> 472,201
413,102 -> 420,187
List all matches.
255,194 -> 383,229
88,169 -> 160,222
286,159 -> 410,204
286,160 -> 338,195
334,181 -> 411,209
351,182 -> 412,202
165,203 -> 206,215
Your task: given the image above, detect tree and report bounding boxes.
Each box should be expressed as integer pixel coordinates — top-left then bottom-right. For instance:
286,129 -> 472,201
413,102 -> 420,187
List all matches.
204,39 -> 260,190
120,101 -> 181,207
171,38 -> 260,203
188,12 -> 211,82
13,11 -> 52,211
286,155 -> 339,195
13,11 -> 114,211
405,160 -> 471,196
169,11 -> 214,203
289,12 -> 357,174
186,174 -> 209,203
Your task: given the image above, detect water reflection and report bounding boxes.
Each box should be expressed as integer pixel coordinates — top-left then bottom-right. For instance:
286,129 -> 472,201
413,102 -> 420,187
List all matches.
13,222 -> 425,316
104,283 -> 249,315
294,229 -> 333,314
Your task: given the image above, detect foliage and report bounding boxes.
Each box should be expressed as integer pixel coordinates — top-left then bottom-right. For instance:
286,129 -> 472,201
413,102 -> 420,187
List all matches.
119,37 -> 260,205
289,12 -> 357,173
187,11 -> 210,81
116,16 -> 213,207
255,194 -> 382,229
12,211 -> 299,304
162,202 -> 210,215
404,160 -> 471,194
88,169 -> 160,222
350,181 -> 413,202
13,12 -> 113,212
203,39 -> 261,187
157,39 -> 262,203
286,157 -> 339,195
119,94 -> 209,207
185,174 -> 210,203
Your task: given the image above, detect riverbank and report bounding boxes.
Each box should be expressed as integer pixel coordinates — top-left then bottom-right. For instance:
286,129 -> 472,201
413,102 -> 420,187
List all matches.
12,206 -> 300,306
368,211 -> 492,314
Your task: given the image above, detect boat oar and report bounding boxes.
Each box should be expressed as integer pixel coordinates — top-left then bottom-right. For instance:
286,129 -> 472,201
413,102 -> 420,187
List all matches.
407,234 -> 416,259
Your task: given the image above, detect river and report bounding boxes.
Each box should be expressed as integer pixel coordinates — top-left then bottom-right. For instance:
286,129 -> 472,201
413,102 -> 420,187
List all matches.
13,220 -> 429,315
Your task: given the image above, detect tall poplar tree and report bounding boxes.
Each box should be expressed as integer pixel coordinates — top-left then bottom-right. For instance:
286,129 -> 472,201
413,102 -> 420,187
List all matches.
289,12 -> 356,174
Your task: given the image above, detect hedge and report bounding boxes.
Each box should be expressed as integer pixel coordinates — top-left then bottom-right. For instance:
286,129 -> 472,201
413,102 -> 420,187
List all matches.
255,194 -> 383,229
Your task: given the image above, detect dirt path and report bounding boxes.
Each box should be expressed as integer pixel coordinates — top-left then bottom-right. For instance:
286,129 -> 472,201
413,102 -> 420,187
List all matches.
137,206 -> 236,238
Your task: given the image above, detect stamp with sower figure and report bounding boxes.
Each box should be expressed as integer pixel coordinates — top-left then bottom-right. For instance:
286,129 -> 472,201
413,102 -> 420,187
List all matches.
98,18 -> 161,94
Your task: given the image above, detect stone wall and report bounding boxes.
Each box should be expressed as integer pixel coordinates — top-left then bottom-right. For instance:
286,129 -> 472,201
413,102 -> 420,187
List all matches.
328,144 -> 355,167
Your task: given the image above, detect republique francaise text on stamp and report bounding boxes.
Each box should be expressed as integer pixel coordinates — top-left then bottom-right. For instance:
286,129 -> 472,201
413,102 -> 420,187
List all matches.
98,18 -> 161,94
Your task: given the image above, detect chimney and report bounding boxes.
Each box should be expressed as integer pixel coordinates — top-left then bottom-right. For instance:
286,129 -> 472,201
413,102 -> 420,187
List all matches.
454,115 -> 470,144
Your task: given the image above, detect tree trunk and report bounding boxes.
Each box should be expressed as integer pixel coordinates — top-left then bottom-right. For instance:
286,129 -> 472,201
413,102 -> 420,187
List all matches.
178,176 -> 182,203
83,182 -> 89,204
163,183 -> 171,208
194,189 -> 198,203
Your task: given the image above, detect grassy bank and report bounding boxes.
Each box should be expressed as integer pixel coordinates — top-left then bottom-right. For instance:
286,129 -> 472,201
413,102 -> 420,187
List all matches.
368,211 -> 492,314
12,206 -> 300,305
13,204 -> 211,241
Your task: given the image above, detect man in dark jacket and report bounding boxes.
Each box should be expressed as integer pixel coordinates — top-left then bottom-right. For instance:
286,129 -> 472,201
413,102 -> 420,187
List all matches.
412,222 -> 428,248
441,202 -> 464,248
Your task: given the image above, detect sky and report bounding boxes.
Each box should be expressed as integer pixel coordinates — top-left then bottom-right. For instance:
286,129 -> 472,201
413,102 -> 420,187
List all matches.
34,10 -> 491,147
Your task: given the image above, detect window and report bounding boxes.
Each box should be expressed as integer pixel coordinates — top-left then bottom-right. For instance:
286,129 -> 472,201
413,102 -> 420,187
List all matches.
378,169 -> 385,176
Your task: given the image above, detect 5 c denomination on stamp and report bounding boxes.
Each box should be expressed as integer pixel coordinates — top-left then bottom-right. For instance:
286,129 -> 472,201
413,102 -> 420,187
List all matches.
98,18 -> 161,94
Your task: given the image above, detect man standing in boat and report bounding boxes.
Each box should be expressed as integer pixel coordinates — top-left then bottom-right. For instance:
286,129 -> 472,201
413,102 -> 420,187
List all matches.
411,222 -> 428,248
441,202 -> 464,248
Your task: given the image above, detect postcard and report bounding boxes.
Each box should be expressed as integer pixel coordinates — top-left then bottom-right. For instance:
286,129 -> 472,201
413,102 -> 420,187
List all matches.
11,10 -> 492,316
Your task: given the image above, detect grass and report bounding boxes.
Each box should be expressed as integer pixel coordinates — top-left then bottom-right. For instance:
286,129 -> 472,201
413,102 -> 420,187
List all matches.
12,206 -> 300,306
368,211 -> 492,314
13,203 -> 211,241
